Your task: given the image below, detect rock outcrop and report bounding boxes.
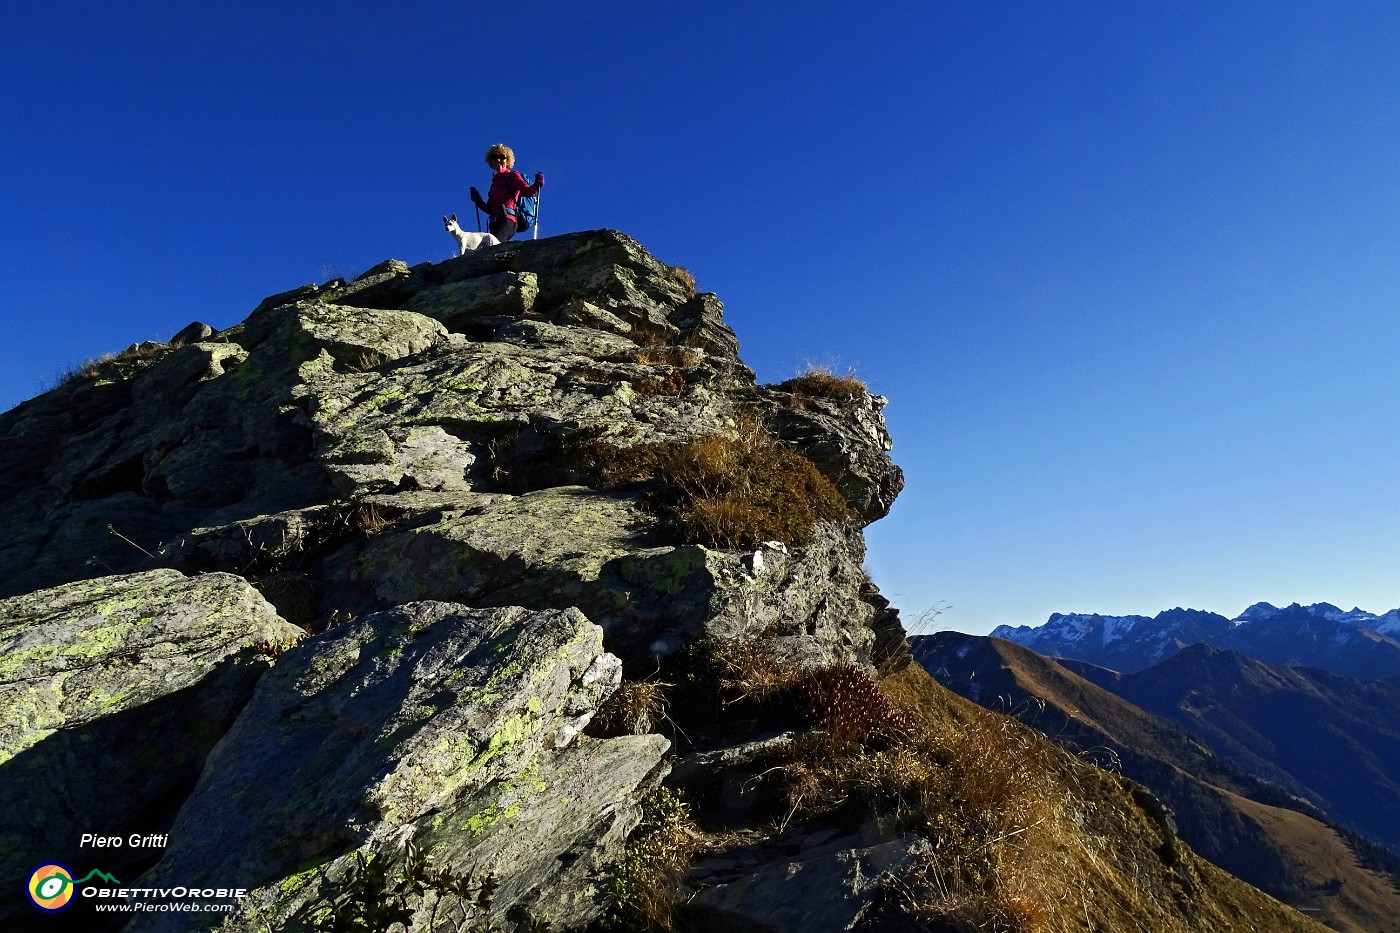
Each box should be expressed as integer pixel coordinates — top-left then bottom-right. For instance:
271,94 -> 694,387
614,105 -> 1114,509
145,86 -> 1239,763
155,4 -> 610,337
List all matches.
143,601 -> 662,932
0,230 -> 904,931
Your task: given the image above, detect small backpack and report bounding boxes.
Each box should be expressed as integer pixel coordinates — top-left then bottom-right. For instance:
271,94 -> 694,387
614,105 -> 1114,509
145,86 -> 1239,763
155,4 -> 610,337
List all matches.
514,174 -> 539,234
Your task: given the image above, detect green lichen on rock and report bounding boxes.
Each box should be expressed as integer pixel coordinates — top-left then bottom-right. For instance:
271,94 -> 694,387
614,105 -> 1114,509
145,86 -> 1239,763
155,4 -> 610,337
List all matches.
0,569 -> 303,764
136,601 -> 649,932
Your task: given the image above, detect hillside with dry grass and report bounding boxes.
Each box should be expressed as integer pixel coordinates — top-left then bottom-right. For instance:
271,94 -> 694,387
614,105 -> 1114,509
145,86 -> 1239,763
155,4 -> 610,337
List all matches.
583,632 -> 1331,932
913,632 -> 1400,933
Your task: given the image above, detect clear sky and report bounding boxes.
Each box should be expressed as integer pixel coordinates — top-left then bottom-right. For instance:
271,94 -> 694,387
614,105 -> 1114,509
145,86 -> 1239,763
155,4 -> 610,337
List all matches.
4,2 -> 1400,635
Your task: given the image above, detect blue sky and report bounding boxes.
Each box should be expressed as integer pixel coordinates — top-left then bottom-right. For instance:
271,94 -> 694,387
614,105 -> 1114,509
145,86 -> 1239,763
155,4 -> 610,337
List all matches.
4,2 -> 1400,635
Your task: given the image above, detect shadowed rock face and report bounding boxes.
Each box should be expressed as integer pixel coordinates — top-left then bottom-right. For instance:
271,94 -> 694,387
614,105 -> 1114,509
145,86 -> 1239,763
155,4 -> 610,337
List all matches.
0,230 -> 906,931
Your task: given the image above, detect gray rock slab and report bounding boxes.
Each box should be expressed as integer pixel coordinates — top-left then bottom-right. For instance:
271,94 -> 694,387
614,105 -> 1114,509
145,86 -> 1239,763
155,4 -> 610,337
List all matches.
0,569 -> 302,924
136,601 -> 651,931
690,836 -> 930,932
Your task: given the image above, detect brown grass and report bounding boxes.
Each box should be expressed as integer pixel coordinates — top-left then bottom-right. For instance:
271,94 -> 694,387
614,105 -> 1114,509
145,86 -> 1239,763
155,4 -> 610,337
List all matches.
631,368 -> 686,396
635,647 -> 1325,933
669,265 -> 697,296
774,364 -> 868,401
685,649 -> 1088,933
594,680 -> 671,736
632,346 -> 701,368
580,414 -> 851,548
608,788 -> 707,930
626,324 -> 682,349
351,502 -> 392,536
709,637 -> 804,703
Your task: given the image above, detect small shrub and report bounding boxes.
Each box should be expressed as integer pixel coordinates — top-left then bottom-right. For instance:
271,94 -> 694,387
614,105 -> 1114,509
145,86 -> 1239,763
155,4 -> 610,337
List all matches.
606,788 -> 705,931
314,841 -> 496,933
794,662 -> 912,745
580,414 -> 851,548
774,364 -> 868,401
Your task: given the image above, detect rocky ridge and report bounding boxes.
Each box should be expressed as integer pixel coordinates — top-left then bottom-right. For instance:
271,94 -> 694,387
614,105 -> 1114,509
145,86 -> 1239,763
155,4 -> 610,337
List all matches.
0,230 -> 1325,932
0,230 -> 904,931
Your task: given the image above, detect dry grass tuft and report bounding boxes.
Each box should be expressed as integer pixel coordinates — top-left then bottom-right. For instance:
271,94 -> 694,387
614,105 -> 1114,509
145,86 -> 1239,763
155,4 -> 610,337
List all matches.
350,502 -> 392,537
633,346 -> 701,368
580,414 -> 851,548
774,364 -> 868,401
631,367 -> 686,396
594,680 -> 672,736
709,637 -> 805,703
59,340 -> 170,387
626,324 -> 681,349
669,265 -> 697,296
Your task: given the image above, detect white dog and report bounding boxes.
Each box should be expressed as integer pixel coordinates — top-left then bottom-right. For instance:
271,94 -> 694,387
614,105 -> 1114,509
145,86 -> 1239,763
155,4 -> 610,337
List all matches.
443,214 -> 499,255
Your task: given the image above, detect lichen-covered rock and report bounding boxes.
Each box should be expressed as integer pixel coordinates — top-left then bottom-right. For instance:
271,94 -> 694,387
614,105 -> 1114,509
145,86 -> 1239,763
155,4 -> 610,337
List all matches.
332,489 -> 892,669
0,569 -> 302,927
136,601 -> 666,932
0,229 -> 908,932
0,569 -> 301,763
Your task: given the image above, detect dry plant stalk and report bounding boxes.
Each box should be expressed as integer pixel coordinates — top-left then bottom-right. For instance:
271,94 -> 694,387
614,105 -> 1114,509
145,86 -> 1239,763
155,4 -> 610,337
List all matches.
594,680 -> 672,736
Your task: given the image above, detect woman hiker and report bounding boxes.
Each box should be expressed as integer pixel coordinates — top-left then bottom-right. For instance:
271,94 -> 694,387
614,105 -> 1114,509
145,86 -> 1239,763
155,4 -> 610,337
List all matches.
470,144 -> 544,243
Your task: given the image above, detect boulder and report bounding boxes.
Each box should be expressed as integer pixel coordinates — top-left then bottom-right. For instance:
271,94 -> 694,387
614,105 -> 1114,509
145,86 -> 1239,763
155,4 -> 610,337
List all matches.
0,229 -> 909,931
0,569 -> 302,924
137,601 -> 667,931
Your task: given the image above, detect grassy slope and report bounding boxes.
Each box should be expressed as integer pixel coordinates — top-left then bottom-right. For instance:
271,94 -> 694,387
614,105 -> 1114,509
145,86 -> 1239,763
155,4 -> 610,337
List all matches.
879,663 -> 1331,933
909,635 -> 1400,932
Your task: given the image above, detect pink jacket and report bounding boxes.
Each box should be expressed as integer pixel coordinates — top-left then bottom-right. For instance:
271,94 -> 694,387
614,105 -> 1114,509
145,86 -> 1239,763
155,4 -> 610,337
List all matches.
482,170 -> 542,220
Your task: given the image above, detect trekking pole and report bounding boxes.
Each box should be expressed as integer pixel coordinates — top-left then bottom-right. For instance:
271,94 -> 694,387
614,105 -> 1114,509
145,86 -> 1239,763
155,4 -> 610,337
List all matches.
533,189 -> 540,240
474,204 -> 482,233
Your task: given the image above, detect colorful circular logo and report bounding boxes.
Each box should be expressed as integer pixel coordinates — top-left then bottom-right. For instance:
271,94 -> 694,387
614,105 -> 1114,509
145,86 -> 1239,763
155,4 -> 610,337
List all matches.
27,863 -> 76,912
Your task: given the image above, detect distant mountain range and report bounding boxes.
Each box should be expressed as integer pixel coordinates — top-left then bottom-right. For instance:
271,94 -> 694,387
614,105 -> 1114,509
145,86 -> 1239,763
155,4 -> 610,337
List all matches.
991,602 -> 1400,680
913,632 -> 1400,933
1060,644 -> 1400,854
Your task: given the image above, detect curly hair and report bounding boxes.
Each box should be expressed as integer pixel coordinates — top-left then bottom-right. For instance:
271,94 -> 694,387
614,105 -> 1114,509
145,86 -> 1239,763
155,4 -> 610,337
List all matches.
485,143 -> 515,169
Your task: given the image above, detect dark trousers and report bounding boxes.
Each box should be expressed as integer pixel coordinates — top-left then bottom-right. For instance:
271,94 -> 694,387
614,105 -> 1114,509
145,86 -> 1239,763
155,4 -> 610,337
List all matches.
489,213 -> 517,243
